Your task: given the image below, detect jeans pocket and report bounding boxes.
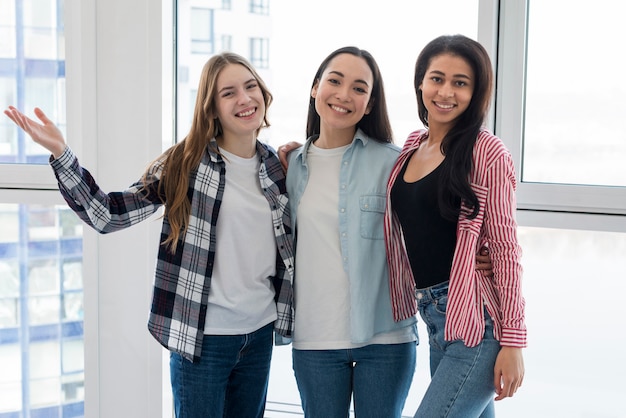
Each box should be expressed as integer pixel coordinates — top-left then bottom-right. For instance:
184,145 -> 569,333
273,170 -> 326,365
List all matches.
433,295 -> 448,315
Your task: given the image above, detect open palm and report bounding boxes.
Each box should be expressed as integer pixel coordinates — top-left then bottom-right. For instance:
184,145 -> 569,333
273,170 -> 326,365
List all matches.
4,106 -> 67,158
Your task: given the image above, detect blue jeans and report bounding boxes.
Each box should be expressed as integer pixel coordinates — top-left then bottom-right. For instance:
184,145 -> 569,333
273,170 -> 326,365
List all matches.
414,282 -> 500,418
292,342 -> 416,418
169,322 -> 273,418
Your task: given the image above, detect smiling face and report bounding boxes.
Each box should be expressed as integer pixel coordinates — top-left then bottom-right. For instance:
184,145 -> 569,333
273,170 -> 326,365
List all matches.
311,53 -> 373,136
214,63 -> 266,141
418,53 -> 474,133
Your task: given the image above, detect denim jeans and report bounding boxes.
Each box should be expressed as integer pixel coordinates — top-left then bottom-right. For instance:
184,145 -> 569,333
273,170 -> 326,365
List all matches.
292,342 -> 416,418
169,322 -> 273,418
414,282 -> 500,418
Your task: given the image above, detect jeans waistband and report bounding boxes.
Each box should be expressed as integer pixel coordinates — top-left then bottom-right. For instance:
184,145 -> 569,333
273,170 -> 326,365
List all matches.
415,281 -> 449,303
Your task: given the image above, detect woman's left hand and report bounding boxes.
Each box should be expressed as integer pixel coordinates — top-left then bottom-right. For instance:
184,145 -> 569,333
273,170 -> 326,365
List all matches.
476,246 -> 493,277
493,346 -> 524,400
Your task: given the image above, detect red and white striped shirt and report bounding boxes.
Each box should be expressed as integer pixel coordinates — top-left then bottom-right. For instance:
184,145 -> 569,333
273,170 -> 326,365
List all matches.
384,129 -> 527,348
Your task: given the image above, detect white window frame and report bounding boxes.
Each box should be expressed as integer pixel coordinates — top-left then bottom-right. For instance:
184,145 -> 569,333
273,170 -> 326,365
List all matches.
479,0 -> 626,232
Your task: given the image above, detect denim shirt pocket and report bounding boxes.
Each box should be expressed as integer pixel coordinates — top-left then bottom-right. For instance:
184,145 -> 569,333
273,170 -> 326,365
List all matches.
359,194 -> 386,240
457,183 -> 488,237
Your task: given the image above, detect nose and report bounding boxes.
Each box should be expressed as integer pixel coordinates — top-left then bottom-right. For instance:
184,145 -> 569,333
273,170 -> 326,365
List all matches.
237,89 -> 252,104
438,84 -> 454,98
335,86 -> 352,102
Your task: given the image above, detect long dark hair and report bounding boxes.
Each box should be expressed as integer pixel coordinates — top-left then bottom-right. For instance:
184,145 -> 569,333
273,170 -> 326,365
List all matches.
306,46 -> 393,143
414,34 -> 493,220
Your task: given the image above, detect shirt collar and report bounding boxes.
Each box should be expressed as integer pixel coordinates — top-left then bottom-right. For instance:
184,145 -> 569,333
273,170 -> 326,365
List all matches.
206,138 -> 269,163
296,128 -> 370,164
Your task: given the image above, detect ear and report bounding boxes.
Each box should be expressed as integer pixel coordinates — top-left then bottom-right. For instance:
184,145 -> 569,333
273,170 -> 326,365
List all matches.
311,81 -> 319,98
365,98 -> 374,115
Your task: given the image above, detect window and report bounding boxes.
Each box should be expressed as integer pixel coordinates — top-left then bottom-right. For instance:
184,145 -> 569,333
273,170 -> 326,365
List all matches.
0,202 -> 84,418
496,0 -> 626,217
249,0 -> 269,15
494,2 -> 626,414
0,2 -> 85,417
220,34 -> 232,52
190,7 -> 214,54
249,37 -> 269,68
0,0 -> 65,165
498,226 -> 626,417
523,2 -> 626,188
2,1 -> 615,417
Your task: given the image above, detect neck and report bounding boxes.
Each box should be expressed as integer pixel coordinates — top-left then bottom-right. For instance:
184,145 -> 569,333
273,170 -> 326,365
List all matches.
425,124 -> 449,146
315,124 -> 355,149
217,133 -> 257,158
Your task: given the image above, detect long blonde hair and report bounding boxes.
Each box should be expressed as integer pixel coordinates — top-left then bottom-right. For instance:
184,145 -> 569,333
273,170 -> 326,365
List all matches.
143,52 -> 273,252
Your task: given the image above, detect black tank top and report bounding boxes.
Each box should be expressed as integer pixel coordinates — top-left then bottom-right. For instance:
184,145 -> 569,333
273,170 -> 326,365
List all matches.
390,157 -> 458,289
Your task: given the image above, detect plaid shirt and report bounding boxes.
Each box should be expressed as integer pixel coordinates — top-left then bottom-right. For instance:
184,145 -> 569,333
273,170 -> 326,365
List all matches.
51,141 -> 295,362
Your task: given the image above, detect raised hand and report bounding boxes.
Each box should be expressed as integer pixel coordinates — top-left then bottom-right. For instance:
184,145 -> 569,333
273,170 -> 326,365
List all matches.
4,106 -> 67,158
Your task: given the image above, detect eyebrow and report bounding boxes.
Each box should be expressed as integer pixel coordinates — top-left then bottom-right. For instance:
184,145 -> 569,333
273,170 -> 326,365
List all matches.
217,77 -> 257,94
428,69 -> 471,80
328,70 -> 370,87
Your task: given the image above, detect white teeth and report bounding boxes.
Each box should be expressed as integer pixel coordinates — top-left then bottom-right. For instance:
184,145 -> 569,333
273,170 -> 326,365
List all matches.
436,103 -> 454,109
330,105 -> 348,113
238,109 -> 255,117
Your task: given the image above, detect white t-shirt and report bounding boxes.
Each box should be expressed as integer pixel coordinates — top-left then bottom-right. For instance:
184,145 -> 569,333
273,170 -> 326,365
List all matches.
293,143 -> 415,349
293,144 -> 351,349
203,149 -> 277,334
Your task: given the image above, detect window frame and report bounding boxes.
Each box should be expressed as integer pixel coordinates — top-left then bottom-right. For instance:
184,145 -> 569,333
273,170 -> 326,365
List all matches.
249,36 -> 269,68
493,0 -> 626,227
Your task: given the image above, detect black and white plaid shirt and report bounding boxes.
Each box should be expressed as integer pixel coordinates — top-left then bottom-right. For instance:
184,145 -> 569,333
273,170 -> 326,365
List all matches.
52,140 -> 295,362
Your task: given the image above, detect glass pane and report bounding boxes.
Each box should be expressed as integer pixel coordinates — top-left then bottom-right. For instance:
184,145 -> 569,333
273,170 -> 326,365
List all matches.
0,343 -> 22,412
0,204 -> 84,416
496,226 -> 626,417
524,1 -> 626,186
0,0 -> 65,165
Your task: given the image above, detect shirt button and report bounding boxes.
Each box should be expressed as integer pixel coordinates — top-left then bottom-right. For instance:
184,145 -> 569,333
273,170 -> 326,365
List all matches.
340,208 -> 345,213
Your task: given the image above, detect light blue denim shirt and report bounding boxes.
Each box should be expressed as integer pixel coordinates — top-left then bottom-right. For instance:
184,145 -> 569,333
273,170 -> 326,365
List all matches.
287,129 -> 417,343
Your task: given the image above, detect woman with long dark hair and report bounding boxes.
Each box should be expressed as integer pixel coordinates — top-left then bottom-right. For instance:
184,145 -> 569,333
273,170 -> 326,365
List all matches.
385,34 -> 526,417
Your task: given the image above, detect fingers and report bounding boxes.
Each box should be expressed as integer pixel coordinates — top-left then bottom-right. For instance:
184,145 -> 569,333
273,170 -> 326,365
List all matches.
5,107 -> 37,135
278,145 -> 289,172
494,373 -> 523,401
4,106 -> 67,158
277,141 -> 303,172
493,347 -> 524,401
4,106 -> 24,128
34,107 -> 51,125
476,245 -> 493,277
